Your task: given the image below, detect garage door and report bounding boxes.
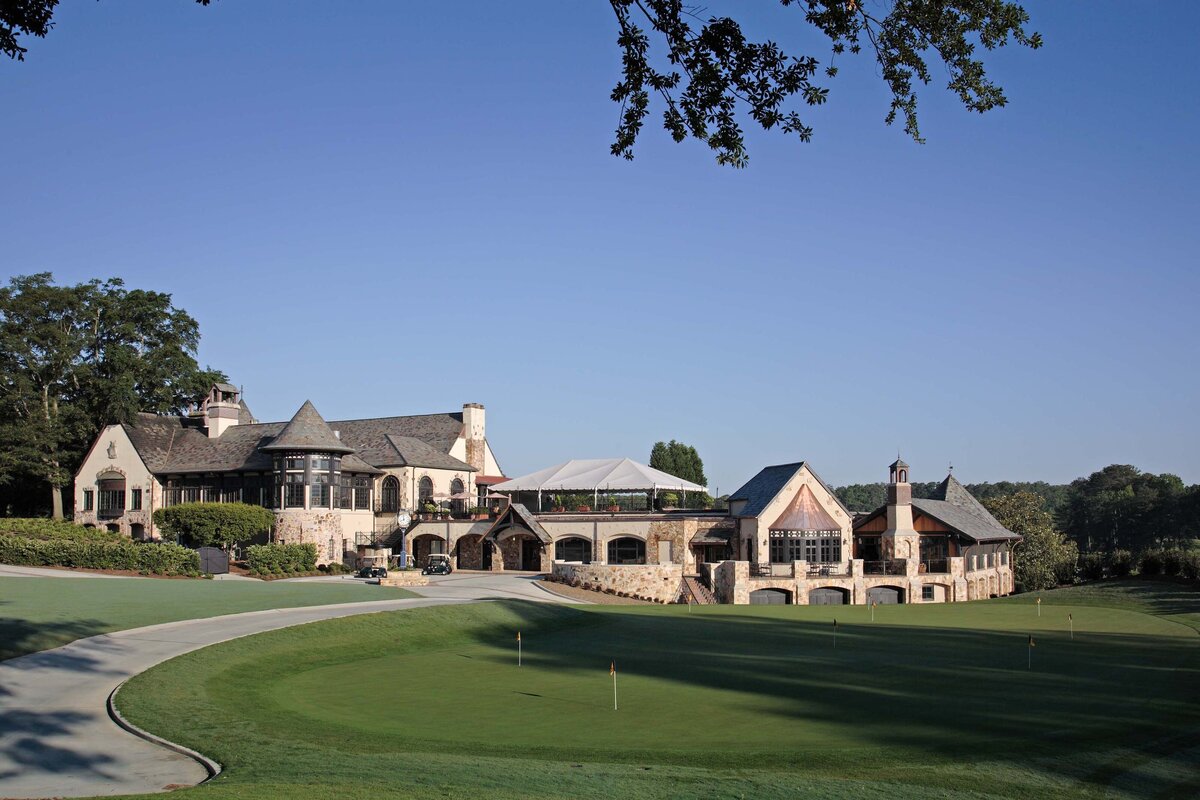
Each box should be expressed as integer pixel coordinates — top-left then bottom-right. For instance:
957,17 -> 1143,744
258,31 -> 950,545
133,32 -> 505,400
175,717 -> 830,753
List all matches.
749,588 -> 791,605
867,586 -> 903,605
809,588 -> 846,605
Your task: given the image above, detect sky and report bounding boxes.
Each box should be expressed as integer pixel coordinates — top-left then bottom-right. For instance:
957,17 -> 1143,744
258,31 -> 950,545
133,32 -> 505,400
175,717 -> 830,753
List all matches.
2,1 -> 1197,494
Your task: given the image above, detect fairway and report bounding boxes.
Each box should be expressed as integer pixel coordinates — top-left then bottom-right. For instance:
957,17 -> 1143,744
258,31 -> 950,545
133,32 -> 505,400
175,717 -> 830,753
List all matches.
0,575 -> 415,660
114,581 -> 1200,800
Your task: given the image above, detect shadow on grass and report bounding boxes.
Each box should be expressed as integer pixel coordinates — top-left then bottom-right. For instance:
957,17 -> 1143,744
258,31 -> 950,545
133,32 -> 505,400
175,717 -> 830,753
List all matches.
465,600 -> 1200,794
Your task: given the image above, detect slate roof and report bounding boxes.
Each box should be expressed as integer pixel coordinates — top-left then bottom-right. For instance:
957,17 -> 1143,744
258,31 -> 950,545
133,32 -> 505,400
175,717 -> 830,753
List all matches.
486,503 -> 552,544
260,400 -> 355,454
729,462 -> 850,519
851,473 -> 1019,543
117,402 -> 470,476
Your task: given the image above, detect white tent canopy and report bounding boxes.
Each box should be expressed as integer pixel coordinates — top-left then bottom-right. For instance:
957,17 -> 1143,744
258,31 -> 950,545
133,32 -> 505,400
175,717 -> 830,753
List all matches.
490,458 -> 707,493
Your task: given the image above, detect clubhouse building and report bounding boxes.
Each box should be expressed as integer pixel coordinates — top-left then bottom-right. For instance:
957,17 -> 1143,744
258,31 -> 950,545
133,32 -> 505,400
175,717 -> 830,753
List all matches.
74,386 -> 1017,604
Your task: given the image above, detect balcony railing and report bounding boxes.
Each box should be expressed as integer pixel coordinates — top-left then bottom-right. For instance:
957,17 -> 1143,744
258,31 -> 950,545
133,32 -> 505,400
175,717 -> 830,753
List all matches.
919,558 -> 949,574
863,559 -> 906,575
806,563 -> 848,577
752,563 -> 794,578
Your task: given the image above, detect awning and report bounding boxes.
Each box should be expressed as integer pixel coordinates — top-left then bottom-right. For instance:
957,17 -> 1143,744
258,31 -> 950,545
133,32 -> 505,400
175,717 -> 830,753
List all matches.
491,458 -> 706,493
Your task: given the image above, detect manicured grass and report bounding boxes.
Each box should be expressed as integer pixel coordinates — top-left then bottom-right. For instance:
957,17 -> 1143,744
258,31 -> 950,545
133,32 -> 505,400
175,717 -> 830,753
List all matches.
0,576 -> 414,660
115,581 -> 1200,800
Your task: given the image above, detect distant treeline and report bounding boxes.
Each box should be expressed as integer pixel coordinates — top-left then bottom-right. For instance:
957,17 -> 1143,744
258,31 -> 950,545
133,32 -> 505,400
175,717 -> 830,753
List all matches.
835,464 -> 1200,555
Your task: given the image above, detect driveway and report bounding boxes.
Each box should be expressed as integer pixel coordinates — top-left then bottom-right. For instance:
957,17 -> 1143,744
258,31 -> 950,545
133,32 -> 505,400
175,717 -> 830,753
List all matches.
0,573 -> 571,798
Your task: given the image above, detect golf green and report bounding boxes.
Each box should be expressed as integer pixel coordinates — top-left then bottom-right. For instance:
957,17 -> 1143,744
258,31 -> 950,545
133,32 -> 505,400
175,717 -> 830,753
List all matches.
115,581 -> 1200,800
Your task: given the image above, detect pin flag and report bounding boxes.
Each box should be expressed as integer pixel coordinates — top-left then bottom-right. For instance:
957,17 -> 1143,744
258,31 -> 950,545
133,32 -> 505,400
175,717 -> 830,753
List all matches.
1027,634 -> 1036,670
610,661 -> 618,710
517,631 -> 522,667
1037,597 -> 1042,617
1068,613 -> 1074,640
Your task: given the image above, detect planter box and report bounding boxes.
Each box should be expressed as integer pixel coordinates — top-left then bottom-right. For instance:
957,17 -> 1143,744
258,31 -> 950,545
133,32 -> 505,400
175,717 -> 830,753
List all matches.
380,572 -> 429,587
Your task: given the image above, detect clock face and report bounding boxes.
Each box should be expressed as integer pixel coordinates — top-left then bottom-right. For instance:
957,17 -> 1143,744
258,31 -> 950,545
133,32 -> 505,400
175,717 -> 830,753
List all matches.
397,512 -> 412,528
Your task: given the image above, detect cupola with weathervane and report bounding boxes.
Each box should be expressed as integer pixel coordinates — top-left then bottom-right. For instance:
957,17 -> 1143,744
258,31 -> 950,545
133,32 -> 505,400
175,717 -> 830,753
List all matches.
883,456 -> 919,564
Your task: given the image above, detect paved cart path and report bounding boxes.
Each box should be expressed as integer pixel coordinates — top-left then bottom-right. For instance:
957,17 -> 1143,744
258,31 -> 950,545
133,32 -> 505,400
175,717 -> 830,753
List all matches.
0,573 -> 568,799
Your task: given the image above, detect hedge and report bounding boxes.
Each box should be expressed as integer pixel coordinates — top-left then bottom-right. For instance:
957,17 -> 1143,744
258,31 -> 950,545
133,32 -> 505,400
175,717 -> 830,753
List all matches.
245,543 -> 318,574
0,518 -> 123,542
152,503 -> 274,548
0,535 -> 199,575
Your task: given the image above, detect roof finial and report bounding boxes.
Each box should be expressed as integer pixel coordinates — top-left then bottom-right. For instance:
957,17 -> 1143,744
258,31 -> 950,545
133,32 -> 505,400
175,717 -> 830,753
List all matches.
948,461 -> 954,474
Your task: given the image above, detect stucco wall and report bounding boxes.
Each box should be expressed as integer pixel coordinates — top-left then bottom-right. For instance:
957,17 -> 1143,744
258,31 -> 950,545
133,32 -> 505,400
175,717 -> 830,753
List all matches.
73,424 -> 161,538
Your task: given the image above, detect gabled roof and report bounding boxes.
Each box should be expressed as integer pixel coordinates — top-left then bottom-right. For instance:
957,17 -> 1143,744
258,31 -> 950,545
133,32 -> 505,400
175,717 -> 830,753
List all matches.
484,503 -> 552,544
384,435 -> 474,472
261,401 -> 354,453
851,472 -> 1019,543
729,462 -> 850,519
769,484 -> 842,532
491,458 -> 704,493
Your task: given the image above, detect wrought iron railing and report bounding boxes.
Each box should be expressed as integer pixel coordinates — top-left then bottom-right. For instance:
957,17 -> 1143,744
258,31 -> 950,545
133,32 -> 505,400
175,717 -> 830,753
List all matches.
863,559 -> 906,575
919,558 -> 949,574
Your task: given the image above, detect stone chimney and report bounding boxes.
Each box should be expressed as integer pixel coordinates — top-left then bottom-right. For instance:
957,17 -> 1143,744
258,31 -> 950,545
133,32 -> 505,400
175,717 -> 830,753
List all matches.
462,403 -> 486,472
883,457 -> 920,563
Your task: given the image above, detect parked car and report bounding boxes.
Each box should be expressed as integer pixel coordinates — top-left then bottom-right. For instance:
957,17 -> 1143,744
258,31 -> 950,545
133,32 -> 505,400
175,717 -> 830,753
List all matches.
422,554 -> 452,576
356,565 -> 388,579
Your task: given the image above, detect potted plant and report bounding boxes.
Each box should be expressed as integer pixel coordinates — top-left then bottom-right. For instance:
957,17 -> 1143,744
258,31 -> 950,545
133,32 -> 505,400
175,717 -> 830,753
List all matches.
576,504 -> 591,513
469,506 -> 488,520
553,505 -> 566,513
421,502 -> 437,520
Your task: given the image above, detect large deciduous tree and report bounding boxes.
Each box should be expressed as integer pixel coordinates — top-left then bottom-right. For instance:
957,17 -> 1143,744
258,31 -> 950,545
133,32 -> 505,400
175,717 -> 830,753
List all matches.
3,1 -> 1039,166
0,273 -> 224,518
1061,465 -> 1190,554
984,491 -> 1077,591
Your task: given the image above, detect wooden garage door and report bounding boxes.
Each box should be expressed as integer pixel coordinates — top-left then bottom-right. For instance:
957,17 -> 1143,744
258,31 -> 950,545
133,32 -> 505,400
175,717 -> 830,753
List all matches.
867,586 -> 903,605
808,588 -> 846,606
749,588 -> 791,605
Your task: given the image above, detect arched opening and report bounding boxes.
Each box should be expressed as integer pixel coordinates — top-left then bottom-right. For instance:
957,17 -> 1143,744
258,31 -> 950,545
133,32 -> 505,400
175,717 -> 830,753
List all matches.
97,472 -> 126,519
808,587 -> 848,605
749,588 -> 792,605
106,523 -> 120,533
867,585 -> 905,605
450,478 -> 465,517
455,534 -> 485,570
380,476 -> 399,513
606,536 -> 645,565
418,476 -> 434,510
412,533 -> 447,569
898,468 -> 908,482
130,523 -> 146,541
555,537 -> 592,563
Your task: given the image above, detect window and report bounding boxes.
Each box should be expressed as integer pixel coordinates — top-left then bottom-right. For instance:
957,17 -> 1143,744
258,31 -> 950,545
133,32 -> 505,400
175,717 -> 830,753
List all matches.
339,475 -> 353,509
450,478 -> 465,515
380,476 -> 399,513
98,478 -> 126,517
83,489 -> 94,511
285,457 -> 306,470
130,488 -> 142,511
285,473 -> 306,508
922,585 -> 935,601
310,456 -> 331,471
607,537 -> 645,565
354,476 -> 371,510
769,531 -> 840,563
311,473 -> 330,508
418,476 -> 433,507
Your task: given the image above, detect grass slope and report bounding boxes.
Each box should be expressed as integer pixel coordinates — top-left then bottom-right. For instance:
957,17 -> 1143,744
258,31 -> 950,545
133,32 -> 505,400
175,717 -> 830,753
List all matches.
0,576 -> 414,660
115,581 -> 1200,800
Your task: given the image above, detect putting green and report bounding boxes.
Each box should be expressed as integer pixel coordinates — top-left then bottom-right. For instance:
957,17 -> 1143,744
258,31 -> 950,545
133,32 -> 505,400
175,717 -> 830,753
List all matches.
116,582 -> 1200,800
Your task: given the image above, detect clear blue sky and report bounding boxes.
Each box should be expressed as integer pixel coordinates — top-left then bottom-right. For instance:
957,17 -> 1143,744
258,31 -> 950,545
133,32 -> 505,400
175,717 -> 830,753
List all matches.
2,1 -> 1197,493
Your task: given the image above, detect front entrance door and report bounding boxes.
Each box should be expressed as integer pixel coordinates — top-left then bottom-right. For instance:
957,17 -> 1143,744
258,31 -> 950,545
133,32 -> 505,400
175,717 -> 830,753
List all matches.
521,539 -> 541,571
481,541 -> 492,570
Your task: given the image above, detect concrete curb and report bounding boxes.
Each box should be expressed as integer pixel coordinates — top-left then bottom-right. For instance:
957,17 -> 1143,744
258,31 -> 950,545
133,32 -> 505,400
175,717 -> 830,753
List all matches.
107,681 -> 222,784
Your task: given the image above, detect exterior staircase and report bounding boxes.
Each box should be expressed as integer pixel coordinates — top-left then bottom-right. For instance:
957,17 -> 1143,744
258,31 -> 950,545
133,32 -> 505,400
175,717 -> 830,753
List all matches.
679,575 -> 718,605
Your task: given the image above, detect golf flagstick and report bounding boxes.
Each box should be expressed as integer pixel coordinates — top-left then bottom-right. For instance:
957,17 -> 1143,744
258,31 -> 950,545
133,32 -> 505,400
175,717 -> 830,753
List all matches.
1068,613 -> 1073,640
1027,634 -> 1035,670
1037,597 -> 1041,617
517,631 -> 521,667
611,661 -> 617,710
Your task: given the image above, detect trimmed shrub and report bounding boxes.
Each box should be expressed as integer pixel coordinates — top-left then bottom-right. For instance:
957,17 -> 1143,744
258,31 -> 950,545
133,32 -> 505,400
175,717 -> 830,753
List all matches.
245,543 -> 318,574
1109,549 -> 1134,578
152,503 -> 274,549
1080,552 -> 1105,581
0,518 -> 123,542
1139,549 -> 1164,576
0,535 -> 199,574
1181,552 -> 1200,581
1161,549 -> 1185,577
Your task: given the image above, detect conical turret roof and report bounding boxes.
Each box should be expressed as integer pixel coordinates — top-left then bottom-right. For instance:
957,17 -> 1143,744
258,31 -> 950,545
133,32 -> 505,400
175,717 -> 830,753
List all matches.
261,400 -> 354,453
769,484 -> 841,532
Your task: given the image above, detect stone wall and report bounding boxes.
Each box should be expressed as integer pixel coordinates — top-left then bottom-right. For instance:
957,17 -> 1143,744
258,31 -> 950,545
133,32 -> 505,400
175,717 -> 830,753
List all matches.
552,562 -> 684,604
273,509 -> 348,565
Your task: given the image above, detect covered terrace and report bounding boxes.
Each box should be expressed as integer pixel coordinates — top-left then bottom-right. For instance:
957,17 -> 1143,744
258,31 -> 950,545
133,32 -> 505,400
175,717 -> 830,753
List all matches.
489,457 -> 707,513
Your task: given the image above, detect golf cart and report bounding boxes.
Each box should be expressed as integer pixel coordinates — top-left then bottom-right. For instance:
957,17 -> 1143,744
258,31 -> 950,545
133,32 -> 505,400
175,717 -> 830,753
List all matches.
356,564 -> 388,579
422,553 -> 453,576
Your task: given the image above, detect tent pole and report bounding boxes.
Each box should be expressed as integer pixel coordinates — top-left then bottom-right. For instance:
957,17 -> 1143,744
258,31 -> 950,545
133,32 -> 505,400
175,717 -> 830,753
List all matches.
537,489 -> 542,512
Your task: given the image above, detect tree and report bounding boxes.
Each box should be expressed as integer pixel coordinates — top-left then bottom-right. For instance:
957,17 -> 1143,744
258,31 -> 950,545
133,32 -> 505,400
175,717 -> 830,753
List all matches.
1061,465 -> 1190,553
649,439 -> 707,486
984,492 -> 1077,591
153,503 -> 275,549
0,273 -> 225,517
4,2 -> 1039,167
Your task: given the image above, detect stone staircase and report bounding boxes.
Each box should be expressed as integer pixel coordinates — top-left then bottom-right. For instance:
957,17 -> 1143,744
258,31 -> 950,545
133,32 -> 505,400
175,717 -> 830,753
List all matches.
678,575 -> 718,605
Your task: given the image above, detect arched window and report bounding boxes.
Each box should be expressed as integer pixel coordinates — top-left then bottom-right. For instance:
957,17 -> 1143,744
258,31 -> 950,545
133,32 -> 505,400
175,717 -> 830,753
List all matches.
381,476 -> 399,513
450,478 -> 465,516
418,476 -> 434,509
607,537 -> 645,565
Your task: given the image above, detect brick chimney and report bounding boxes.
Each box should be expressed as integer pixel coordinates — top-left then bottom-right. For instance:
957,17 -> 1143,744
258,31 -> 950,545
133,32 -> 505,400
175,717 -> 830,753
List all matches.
462,403 -> 486,472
